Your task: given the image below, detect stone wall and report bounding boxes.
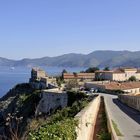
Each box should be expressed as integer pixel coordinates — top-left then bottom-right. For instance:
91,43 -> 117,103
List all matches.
104,100 -> 120,140
118,94 -> 140,112
123,88 -> 140,94
85,81 -> 110,91
75,96 -> 100,140
112,73 -> 126,81
35,89 -> 68,115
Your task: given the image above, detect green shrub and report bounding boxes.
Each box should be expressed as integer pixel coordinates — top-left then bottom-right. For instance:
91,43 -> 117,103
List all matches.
29,119 -> 78,140
97,132 -> 111,140
128,76 -> 137,81
67,91 -> 87,106
28,96 -> 89,140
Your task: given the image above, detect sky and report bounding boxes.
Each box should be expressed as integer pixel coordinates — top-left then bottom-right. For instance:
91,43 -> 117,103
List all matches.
0,0 -> 140,59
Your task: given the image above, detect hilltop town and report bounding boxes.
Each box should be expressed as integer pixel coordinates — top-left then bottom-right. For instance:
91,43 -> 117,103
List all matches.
1,0 -> 140,139
0,67 -> 140,140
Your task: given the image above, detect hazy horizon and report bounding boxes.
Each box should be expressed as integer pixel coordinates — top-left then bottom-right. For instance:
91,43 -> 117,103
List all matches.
0,50 -> 140,60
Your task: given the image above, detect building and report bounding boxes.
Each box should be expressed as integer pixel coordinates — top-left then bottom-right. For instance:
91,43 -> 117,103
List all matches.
30,68 -> 46,81
35,89 -> 68,115
95,68 -> 140,81
63,73 -> 95,82
29,68 -> 57,89
85,81 -> 140,94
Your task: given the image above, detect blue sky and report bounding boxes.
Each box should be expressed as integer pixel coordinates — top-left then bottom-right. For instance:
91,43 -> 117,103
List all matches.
0,0 -> 140,59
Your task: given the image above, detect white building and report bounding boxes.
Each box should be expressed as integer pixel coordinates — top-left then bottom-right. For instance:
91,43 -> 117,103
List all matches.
85,81 -> 140,94
95,68 -> 140,81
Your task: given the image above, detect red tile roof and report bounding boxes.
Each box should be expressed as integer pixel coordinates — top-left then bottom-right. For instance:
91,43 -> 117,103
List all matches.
113,69 -> 124,74
95,70 -> 113,73
63,73 -> 95,79
104,82 -> 140,90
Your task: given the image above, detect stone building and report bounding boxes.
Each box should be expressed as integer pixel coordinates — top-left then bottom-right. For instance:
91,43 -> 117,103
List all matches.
95,68 -> 140,81
29,68 -> 57,89
30,68 -> 46,81
63,73 -> 95,82
85,81 -> 140,94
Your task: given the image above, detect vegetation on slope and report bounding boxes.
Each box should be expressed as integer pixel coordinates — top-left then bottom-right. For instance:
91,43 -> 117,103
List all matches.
28,92 -> 92,140
0,83 -> 41,140
0,84 -> 95,140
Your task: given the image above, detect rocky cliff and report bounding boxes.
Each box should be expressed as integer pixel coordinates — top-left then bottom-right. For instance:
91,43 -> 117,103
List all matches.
0,83 -> 41,139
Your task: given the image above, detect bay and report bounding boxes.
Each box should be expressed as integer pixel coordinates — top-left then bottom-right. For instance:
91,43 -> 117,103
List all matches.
0,66 -> 85,97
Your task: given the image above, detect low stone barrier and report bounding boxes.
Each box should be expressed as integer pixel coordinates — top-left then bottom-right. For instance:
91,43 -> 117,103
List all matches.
104,101 -> 120,140
75,96 -> 100,140
118,94 -> 140,112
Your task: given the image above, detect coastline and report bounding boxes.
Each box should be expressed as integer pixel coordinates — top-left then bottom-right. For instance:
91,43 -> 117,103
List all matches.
0,66 -> 85,98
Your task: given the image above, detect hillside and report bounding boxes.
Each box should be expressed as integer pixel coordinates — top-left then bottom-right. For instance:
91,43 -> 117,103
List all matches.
1,50 -> 140,68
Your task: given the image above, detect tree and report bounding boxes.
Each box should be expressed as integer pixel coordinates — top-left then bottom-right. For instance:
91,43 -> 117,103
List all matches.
60,69 -> 68,81
128,76 -> 136,81
104,66 -> 110,71
73,72 -> 78,77
85,67 -> 99,73
62,69 -> 67,74
66,79 -> 78,90
57,78 -> 62,87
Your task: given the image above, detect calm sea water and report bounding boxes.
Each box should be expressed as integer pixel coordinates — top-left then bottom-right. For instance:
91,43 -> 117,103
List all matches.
0,66 -> 85,98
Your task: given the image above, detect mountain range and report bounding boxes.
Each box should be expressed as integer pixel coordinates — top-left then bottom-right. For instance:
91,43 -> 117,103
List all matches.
1,50 -> 140,68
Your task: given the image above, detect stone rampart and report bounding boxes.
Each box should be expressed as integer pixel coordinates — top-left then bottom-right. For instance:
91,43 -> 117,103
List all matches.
118,94 -> 140,112
75,96 -> 100,140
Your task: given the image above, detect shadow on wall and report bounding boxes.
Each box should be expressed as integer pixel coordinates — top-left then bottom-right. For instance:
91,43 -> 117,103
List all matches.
113,98 -> 140,125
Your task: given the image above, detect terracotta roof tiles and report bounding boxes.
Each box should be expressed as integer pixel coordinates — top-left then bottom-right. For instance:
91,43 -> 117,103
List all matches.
104,82 -> 140,90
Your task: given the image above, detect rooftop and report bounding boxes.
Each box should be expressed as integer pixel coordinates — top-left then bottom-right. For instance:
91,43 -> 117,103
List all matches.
95,70 -> 113,73
95,68 -> 140,74
63,73 -> 95,79
104,82 -> 140,90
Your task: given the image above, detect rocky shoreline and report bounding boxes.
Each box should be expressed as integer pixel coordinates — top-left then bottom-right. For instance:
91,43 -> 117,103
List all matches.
0,83 -> 40,138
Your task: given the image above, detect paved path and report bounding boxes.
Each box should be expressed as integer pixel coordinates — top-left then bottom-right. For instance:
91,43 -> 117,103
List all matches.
100,93 -> 140,140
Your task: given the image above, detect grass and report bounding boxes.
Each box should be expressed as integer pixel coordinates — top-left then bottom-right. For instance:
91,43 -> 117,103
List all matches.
96,96 -> 111,140
112,120 -> 123,136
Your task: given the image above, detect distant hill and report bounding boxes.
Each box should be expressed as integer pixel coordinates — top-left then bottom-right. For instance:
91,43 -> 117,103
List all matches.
1,50 -> 140,68
0,57 -> 15,66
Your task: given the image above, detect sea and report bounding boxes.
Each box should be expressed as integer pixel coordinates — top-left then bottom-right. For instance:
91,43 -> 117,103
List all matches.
0,66 -> 85,98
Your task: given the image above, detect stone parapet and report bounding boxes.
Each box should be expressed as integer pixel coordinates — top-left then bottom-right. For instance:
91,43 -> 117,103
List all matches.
118,94 -> 140,112
75,96 -> 100,140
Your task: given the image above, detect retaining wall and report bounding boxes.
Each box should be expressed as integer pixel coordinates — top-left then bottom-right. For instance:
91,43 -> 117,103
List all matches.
118,94 -> 140,112
35,89 -> 68,115
75,96 -> 100,140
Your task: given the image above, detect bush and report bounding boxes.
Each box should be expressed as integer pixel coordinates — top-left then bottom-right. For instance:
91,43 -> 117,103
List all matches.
29,119 -> 77,140
128,76 -> 137,81
66,79 -> 78,90
67,91 -> 87,106
28,96 -> 89,140
98,132 -> 111,140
